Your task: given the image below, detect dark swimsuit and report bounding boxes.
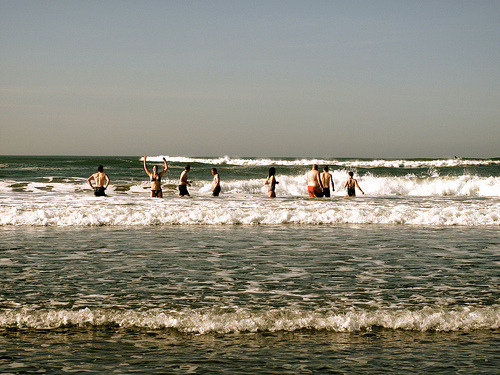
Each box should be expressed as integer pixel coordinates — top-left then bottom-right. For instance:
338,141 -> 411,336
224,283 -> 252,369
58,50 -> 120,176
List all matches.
150,175 -> 162,197
323,188 -> 330,197
179,185 -> 189,196
347,187 -> 356,196
94,187 -> 106,196
213,185 -> 221,196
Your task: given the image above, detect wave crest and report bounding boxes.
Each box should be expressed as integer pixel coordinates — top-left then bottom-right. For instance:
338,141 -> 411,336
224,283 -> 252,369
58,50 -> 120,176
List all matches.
2,306 -> 498,333
145,156 -> 500,168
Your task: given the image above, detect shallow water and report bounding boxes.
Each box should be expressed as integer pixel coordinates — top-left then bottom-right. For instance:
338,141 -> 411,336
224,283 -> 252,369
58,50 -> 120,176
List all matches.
1,225 -> 498,373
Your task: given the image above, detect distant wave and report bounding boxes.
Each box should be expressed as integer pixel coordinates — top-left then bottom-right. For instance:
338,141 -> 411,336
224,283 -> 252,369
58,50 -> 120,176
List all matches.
2,306 -> 498,333
145,156 -> 500,168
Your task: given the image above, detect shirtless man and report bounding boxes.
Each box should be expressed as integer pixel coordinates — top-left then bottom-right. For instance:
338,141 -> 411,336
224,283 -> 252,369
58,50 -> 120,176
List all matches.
320,166 -> 334,197
344,171 -> 364,197
307,164 -> 323,197
87,165 -> 110,196
143,156 -> 168,198
211,168 -> 221,196
179,165 -> 193,197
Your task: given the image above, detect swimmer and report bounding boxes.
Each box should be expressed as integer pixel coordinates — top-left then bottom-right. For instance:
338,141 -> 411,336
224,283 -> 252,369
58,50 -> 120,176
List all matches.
307,164 -> 323,197
87,165 -> 110,196
179,165 -> 193,197
344,171 -> 364,197
265,167 -> 278,198
143,156 -> 168,198
320,166 -> 334,197
211,168 -> 221,196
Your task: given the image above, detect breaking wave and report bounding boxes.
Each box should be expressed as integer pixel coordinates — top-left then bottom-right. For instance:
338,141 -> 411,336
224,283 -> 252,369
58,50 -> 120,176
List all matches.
0,195 -> 499,226
2,306 -> 498,333
146,156 -> 500,168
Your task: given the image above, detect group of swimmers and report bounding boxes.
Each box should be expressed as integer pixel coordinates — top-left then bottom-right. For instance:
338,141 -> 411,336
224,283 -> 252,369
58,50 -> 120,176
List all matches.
87,157 -> 219,198
142,156 -> 220,198
264,164 -> 364,198
87,159 -> 364,198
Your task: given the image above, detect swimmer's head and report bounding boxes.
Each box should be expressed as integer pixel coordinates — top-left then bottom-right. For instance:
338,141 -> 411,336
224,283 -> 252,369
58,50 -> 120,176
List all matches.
97,165 -> 103,172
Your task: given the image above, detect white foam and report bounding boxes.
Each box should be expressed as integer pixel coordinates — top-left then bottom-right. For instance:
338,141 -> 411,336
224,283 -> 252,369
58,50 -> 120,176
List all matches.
1,305 -> 498,332
0,195 -> 498,226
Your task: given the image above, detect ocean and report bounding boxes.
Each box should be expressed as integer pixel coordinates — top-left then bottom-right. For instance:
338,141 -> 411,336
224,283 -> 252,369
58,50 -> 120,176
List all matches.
0,155 -> 499,373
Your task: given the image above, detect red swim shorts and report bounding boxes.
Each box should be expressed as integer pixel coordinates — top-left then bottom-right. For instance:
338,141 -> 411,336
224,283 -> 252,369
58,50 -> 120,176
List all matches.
308,186 -> 322,197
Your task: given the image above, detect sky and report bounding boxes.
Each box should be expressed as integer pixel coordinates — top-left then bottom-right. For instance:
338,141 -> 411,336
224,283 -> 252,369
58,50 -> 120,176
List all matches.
1,0 -> 499,158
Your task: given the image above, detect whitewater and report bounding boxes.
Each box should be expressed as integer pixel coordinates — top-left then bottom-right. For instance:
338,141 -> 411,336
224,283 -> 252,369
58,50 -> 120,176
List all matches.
0,156 -> 498,227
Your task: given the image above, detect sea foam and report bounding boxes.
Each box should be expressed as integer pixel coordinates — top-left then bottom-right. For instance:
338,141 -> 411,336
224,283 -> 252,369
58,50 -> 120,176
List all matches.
0,195 -> 498,226
2,306 -> 498,333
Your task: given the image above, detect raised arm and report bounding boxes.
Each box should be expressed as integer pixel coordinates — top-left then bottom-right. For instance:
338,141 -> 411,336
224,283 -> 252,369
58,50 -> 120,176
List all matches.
159,157 -> 169,176
143,156 -> 151,175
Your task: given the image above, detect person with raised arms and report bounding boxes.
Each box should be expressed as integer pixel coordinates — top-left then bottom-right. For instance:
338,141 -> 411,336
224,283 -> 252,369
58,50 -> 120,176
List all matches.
87,165 -> 110,197
143,156 -> 168,198
307,164 -> 323,197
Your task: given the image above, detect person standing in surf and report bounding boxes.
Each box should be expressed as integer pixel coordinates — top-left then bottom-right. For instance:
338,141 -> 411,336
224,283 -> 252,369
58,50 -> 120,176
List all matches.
211,168 -> 221,196
179,165 -> 193,197
320,166 -> 334,197
143,156 -> 168,198
344,171 -> 364,197
265,167 -> 278,198
87,165 -> 110,196
307,164 -> 323,197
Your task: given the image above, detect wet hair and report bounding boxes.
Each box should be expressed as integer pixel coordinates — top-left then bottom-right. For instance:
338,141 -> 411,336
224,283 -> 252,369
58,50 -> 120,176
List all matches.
97,165 -> 103,172
348,171 -> 354,177
185,165 -> 190,171
323,166 -> 329,172
268,167 -> 276,177
211,168 -> 217,174
313,164 -> 318,170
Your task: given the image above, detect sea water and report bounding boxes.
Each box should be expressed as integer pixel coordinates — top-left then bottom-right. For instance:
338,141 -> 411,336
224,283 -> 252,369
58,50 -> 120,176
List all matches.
0,156 -> 499,373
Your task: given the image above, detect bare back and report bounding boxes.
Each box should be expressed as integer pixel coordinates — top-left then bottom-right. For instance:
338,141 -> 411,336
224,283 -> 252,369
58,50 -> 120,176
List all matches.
320,172 -> 332,188
346,178 -> 356,189
89,172 -> 109,188
307,170 -> 321,187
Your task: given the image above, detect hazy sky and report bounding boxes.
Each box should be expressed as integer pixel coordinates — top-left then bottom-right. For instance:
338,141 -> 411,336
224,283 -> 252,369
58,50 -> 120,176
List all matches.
1,0 -> 499,157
